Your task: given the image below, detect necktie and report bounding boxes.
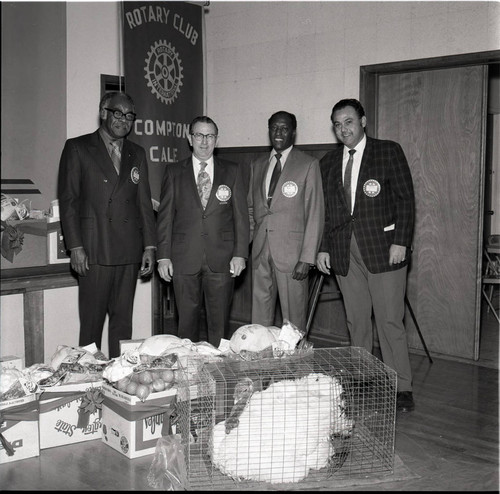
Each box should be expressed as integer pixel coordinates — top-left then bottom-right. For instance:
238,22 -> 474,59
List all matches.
197,161 -> 211,209
267,153 -> 282,206
110,141 -> 121,175
344,149 -> 356,213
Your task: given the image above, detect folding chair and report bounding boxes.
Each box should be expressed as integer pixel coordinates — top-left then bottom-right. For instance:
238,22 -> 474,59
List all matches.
482,236 -> 500,324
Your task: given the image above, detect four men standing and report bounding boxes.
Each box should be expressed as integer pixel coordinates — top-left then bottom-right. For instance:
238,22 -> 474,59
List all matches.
59,93 -> 415,413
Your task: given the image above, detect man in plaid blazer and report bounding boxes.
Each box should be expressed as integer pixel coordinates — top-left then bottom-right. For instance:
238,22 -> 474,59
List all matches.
316,99 -> 416,413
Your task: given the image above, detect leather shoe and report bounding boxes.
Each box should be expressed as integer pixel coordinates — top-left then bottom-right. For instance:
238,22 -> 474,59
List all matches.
396,391 -> 415,412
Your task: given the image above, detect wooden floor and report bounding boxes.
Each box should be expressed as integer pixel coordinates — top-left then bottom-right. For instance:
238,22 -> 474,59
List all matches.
2,307 -> 498,491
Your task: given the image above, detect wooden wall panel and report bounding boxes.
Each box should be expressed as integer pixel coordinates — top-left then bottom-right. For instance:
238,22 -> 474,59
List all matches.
378,66 -> 486,359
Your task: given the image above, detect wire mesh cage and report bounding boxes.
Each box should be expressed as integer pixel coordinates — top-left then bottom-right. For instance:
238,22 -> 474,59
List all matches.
175,347 -> 397,490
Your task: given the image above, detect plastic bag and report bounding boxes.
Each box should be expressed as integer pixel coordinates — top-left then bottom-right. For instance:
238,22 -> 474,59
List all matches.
147,435 -> 189,490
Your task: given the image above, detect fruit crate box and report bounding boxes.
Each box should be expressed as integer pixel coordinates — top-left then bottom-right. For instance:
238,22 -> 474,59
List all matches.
39,381 -> 103,449
101,382 -> 178,459
0,394 -> 39,464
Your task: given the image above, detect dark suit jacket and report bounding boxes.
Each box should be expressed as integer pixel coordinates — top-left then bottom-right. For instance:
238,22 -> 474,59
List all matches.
319,136 -> 415,275
156,156 -> 249,274
58,130 -> 156,265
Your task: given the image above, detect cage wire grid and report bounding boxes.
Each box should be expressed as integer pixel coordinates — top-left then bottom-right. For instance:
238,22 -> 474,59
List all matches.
174,347 -> 397,490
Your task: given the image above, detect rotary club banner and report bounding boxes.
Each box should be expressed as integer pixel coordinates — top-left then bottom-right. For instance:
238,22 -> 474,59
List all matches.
123,1 -> 204,202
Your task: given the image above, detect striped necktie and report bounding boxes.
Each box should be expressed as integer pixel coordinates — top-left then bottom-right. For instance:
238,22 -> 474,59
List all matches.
110,141 -> 121,175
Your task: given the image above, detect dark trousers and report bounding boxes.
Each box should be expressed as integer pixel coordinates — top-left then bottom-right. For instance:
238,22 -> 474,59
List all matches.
78,263 -> 139,358
173,254 -> 234,347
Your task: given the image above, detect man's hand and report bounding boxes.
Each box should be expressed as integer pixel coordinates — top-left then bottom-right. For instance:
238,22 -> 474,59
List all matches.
292,261 -> 310,281
70,246 -> 89,277
229,257 -> 246,277
158,259 -> 173,282
389,244 -> 407,266
316,252 -> 331,275
140,247 -> 155,277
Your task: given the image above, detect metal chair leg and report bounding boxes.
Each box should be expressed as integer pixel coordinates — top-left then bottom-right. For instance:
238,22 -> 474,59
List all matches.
405,295 -> 433,364
305,272 -> 325,338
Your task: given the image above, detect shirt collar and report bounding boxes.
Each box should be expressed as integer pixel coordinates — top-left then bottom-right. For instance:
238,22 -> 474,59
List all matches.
192,156 -> 214,168
344,134 -> 366,157
99,128 -> 122,149
270,145 -> 293,162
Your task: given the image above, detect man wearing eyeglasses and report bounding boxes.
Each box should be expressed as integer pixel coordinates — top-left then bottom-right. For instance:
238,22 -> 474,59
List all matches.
57,91 -> 157,358
156,116 -> 249,346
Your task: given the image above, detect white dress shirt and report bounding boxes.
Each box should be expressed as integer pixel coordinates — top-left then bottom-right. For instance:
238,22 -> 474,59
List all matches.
266,145 -> 293,195
343,134 -> 367,213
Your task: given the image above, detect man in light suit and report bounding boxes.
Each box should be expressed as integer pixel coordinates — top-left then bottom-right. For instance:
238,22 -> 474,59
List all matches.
316,98 -> 416,412
248,111 -> 324,332
58,91 -> 157,358
156,116 -> 249,346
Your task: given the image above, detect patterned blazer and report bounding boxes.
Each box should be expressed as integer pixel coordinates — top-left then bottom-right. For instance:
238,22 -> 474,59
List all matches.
58,130 -> 156,265
248,147 -> 324,272
156,156 -> 249,274
319,136 -> 415,275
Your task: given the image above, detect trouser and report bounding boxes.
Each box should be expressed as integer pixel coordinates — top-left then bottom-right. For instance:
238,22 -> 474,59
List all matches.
336,235 -> 413,391
251,236 -> 308,331
78,263 -> 139,359
173,253 -> 234,347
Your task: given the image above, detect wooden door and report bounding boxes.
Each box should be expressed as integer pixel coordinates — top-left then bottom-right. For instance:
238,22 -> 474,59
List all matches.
374,65 -> 487,360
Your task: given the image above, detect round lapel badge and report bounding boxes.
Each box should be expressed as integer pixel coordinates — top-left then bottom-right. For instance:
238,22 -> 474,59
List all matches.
282,181 -> 298,198
216,184 -> 231,202
130,167 -> 140,184
363,179 -> 381,197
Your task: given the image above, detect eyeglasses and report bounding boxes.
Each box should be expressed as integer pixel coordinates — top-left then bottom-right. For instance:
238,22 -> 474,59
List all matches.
191,133 -> 217,142
104,108 -> 136,122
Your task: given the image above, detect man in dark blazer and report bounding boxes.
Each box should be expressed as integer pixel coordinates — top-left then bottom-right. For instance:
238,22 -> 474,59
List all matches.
248,111 -> 324,332
316,99 -> 416,413
156,116 -> 249,346
58,91 -> 157,359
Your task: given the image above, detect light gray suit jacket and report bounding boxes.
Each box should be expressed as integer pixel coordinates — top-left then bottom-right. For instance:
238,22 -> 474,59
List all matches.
248,147 -> 324,273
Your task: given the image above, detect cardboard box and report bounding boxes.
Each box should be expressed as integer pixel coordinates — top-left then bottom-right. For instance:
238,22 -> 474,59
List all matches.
119,339 -> 144,355
39,381 -> 103,449
0,394 -> 39,464
1,219 -> 47,269
101,382 -> 177,458
47,221 -> 70,264
0,356 -> 23,372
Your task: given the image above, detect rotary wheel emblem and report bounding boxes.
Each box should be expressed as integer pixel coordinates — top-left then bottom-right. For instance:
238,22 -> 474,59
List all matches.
144,40 -> 183,105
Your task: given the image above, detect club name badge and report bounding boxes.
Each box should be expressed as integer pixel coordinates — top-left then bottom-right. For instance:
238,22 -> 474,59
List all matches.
216,184 -> 232,203
130,167 -> 140,184
363,179 -> 381,197
282,181 -> 298,198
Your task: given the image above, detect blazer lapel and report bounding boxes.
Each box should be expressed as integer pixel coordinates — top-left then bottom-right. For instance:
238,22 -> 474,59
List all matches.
205,158 -> 225,210
118,140 -> 136,186
331,147 -> 348,209
257,156 -> 270,206
355,137 -> 373,208
88,131 -> 118,184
